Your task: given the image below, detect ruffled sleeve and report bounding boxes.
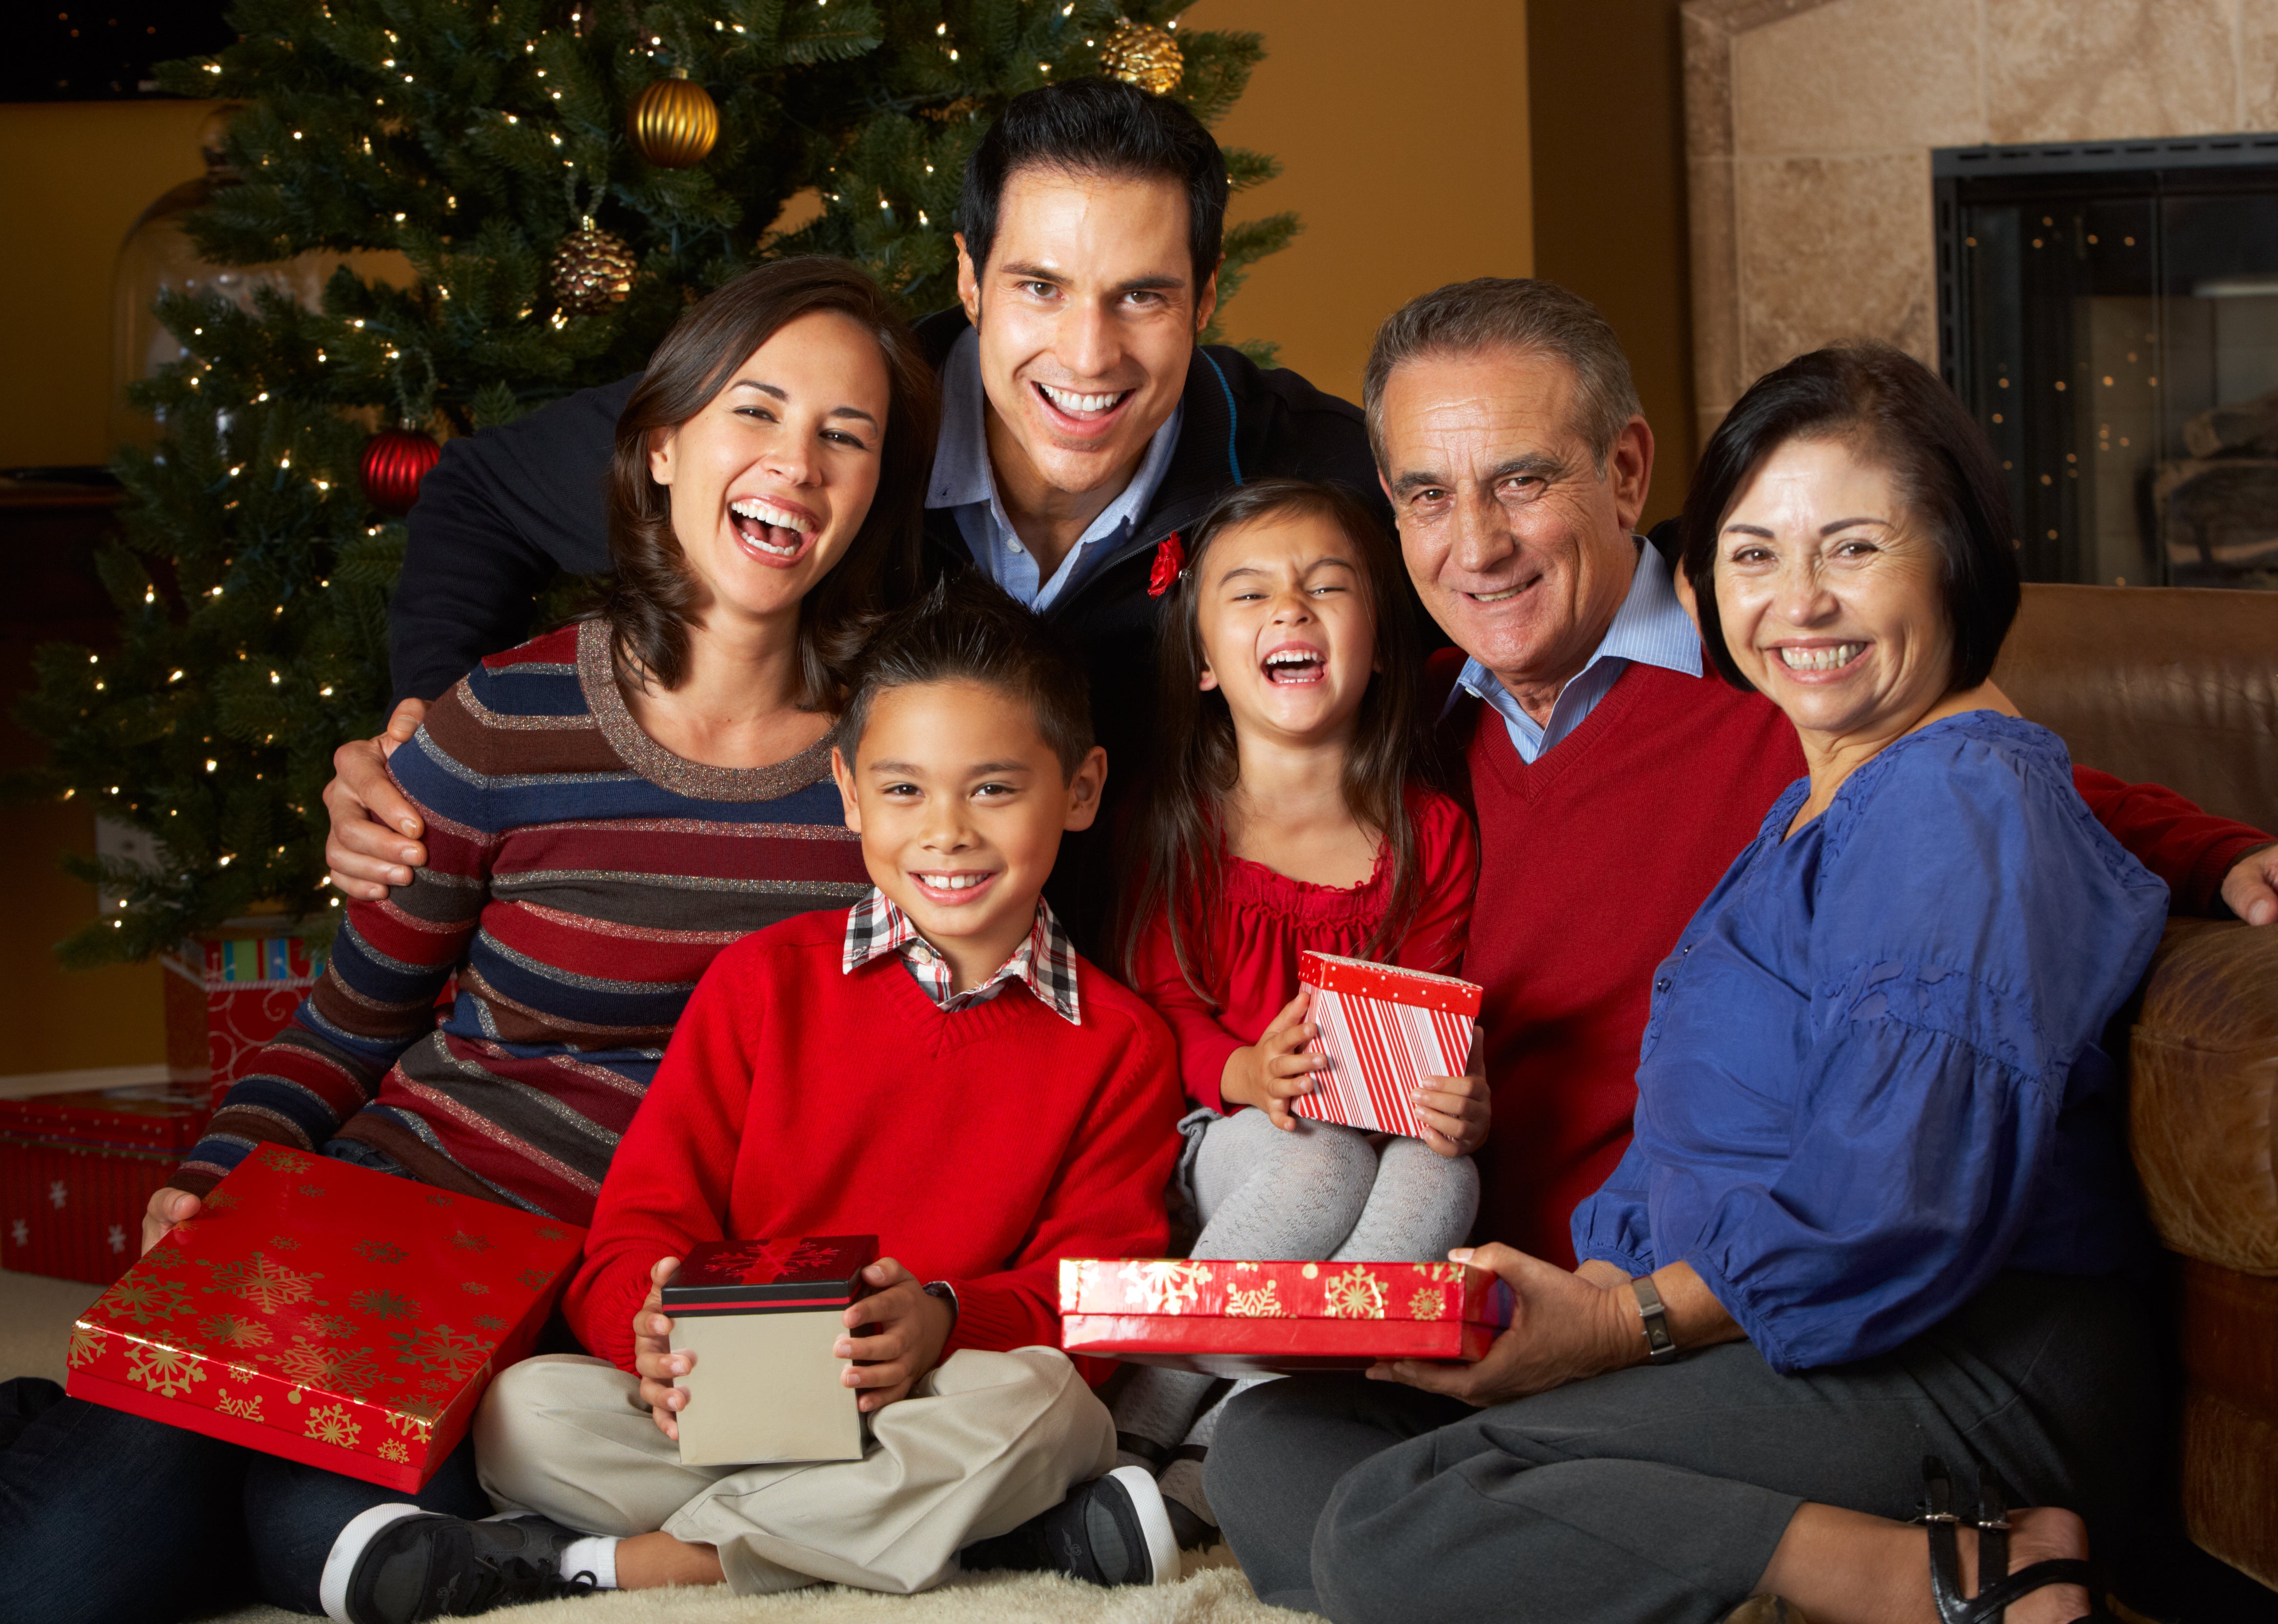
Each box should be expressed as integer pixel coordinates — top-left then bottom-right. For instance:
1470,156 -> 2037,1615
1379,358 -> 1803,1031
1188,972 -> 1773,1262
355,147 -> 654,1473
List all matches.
1671,725 -> 2167,1372
1128,907 -> 1248,1113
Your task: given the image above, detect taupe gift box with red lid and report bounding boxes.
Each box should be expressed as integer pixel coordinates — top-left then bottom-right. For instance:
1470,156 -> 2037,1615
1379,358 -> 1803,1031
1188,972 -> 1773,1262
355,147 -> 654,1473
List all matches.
663,1235 -> 878,1466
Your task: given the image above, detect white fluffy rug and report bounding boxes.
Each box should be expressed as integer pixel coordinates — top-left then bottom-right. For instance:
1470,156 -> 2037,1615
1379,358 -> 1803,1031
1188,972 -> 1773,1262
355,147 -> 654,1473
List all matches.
201,1549 -> 1299,1624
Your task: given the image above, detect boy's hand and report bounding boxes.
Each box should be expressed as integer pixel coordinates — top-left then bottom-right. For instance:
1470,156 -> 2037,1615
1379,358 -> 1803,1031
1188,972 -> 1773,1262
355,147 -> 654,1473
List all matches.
1218,992 -> 1326,1131
631,1256 -> 692,1441
1414,1023 -> 1490,1158
140,1186 -> 201,1256
837,1258 -> 953,1413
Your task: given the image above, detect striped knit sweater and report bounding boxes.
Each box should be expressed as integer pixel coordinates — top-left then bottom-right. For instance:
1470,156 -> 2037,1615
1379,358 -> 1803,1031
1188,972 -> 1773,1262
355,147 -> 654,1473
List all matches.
172,620 -> 871,1224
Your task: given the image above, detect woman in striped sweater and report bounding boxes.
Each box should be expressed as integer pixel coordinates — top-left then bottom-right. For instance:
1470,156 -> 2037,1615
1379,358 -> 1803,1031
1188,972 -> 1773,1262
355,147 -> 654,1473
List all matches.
0,257 -> 941,1624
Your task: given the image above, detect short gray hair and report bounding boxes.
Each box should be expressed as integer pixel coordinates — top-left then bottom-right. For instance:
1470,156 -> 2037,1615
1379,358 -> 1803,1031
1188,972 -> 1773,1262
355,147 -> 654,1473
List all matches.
1363,277 -> 1643,470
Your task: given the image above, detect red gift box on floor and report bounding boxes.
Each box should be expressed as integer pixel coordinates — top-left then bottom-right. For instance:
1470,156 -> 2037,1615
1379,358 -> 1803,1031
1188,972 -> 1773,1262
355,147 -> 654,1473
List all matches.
162,934 -> 330,1110
0,1084 -> 211,1286
1291,953 -> 1483,1138
65,1143 -> 585,1490
1058,1258 -> 1513,1376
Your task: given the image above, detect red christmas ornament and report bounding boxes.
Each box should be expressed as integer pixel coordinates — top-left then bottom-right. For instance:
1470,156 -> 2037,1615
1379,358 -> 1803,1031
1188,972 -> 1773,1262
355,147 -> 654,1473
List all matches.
361,427 -> 441,515
1146,530 -> 1185,598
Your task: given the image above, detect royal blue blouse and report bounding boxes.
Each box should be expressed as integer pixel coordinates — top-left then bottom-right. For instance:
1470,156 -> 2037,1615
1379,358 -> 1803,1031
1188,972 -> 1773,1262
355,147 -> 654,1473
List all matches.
1571,712 -> 2168,1374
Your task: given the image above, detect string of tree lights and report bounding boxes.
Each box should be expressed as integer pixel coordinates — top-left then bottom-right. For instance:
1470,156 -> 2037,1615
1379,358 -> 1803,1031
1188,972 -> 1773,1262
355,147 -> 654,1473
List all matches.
18,0 -> 1299,971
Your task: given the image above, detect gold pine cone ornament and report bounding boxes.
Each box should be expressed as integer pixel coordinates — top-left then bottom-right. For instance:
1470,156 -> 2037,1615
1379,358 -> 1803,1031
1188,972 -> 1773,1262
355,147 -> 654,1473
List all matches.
629,73 -> 719,168
549,218 -> 636,315
1098,20 -> 1183,96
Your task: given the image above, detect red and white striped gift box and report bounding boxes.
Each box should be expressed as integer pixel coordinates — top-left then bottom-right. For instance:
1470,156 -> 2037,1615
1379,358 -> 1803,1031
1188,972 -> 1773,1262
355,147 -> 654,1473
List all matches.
1290,952 -> 1483,1138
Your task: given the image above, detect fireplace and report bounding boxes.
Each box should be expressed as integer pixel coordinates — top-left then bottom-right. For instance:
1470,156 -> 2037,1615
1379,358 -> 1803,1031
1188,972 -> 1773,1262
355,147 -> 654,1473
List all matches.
1935,134 -> 2278,591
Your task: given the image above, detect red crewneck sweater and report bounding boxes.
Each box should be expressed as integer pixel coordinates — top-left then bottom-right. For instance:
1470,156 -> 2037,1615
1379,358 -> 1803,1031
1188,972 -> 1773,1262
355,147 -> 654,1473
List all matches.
1444,650 -> 2274,1265
565,908 -> 1185,1378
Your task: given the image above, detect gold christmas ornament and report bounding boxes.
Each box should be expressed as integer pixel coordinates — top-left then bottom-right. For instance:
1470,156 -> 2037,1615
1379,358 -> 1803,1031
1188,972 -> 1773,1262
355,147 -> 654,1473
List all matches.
628,73 -> 719,168
549,218 -> 636,314
1098,19 -> 1182,96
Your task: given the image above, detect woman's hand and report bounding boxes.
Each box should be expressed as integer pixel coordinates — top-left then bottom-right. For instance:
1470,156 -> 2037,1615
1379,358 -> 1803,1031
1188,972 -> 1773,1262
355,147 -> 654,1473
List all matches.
139,1186 -> 201,1256
1219,993 -> 1327,1130
323,697 -> 429,900
631,1256 -> 692,1441
1413,1022 -> 1491,1157
1369,1243 -> 1643,1406
837,1259 -> 954,1413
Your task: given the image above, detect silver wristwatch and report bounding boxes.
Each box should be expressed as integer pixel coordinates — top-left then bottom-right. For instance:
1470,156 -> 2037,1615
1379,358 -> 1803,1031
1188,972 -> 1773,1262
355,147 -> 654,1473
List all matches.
1631,1275 -> 1679,1364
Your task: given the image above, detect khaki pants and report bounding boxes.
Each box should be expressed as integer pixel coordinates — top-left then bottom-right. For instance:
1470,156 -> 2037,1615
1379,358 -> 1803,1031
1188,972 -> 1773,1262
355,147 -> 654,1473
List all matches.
474,1347 -> 1117,1596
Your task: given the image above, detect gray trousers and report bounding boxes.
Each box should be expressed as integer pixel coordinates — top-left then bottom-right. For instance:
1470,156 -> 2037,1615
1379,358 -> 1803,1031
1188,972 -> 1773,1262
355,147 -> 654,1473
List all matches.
1205,1271 -> 2160,1622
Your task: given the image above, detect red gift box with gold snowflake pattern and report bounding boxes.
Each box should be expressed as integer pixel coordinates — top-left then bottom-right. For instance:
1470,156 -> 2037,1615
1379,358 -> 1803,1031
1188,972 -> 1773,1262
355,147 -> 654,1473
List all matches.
1057,1258 -> 1514,1377
63,1143 -> 585,1491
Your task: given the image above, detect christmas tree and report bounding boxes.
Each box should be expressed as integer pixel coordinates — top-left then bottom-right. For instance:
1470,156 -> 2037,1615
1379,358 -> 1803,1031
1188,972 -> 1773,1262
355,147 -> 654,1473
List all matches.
19,0 -> 1298,970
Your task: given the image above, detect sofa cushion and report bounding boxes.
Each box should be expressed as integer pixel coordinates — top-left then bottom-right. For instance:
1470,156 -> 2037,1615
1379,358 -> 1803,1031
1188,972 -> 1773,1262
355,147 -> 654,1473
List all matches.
2131,919 -> 2278,1273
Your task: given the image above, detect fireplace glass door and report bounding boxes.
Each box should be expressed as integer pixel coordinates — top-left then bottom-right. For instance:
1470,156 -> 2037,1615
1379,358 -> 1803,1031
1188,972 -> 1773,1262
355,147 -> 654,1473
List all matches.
1936,137 -> 2278,590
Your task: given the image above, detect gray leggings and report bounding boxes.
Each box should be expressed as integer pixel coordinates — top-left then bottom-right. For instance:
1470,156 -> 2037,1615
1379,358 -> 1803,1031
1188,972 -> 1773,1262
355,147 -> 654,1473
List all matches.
1111,1110 -> 1478,1476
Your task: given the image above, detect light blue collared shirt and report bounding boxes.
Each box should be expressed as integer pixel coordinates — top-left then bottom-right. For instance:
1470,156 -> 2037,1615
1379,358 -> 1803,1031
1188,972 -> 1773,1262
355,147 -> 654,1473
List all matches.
925,327 -> 1184,612
1449,539 -> 1704,764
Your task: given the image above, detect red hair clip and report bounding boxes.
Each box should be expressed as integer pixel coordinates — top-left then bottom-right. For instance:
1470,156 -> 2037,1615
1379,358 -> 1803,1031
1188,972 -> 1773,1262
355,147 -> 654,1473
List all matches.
1146,530 -> 1185,598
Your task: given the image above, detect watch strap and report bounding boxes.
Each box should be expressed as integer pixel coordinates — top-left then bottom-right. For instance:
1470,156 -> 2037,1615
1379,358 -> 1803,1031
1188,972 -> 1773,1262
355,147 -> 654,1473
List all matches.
1631,1275 -> 1679,1364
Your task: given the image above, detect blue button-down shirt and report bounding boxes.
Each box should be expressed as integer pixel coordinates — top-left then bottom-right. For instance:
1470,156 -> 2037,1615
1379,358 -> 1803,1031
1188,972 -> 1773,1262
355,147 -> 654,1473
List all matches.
924,327 -> 1184,612
1449,539 -> 1702,764
1570,713 -> 2168,1374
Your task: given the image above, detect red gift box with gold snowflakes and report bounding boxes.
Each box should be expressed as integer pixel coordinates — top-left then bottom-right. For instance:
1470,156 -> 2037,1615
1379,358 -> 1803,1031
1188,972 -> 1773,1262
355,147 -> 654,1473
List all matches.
1058,1257 -> 1514,1377
63,1143 -> 585,1491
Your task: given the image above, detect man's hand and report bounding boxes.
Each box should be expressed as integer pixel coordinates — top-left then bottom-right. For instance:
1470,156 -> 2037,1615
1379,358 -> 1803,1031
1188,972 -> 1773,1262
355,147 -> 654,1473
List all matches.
632,1256 -> 691,1441
2222,841 -> 2278,927
1368,1243 -> 1637,1407
323,697 -> 429,901
1219,993 -> 1326,1130
1413,1022 -> 1491,1158
837,1258 -> 954,1414
140,1186 -> 201,1256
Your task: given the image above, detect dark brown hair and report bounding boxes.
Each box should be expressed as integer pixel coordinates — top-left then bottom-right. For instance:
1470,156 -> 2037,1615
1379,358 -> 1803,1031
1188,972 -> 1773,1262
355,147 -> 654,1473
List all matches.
839,571 -> 1095,778
1120,478 -> 1430,998
604,257 -> 941,707
1680,342 -> 2019,694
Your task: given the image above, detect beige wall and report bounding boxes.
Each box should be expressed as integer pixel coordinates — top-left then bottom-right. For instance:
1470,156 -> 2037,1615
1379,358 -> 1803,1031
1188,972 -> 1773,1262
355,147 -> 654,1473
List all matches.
0,99 -> 222,467
1528,0 -> 1694,528
1187,0 -> 1533,406
1684,0 -> 2278,438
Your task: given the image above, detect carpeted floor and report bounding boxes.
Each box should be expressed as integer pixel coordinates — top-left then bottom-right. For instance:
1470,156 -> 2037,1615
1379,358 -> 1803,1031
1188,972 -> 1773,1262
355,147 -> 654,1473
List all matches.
196,1553 -> 1289,1624
3,1266 -> 1300,1624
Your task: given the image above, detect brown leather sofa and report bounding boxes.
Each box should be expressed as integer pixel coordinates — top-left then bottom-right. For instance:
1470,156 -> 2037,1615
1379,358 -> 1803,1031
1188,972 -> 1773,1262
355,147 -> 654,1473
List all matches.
1993,583 -> 2278,1595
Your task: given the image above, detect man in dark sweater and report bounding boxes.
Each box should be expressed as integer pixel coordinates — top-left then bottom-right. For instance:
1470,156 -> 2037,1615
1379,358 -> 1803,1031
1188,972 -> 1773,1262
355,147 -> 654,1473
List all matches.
325,79 -> 1385,950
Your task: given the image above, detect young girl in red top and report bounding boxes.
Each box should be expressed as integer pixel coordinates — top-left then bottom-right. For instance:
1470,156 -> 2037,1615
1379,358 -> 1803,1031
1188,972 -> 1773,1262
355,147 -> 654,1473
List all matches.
1114,477 -> 1487,1538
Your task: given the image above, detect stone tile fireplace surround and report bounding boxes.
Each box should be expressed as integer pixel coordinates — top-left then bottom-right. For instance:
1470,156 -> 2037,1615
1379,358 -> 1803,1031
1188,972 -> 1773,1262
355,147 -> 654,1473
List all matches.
1681,0 -> 2278,447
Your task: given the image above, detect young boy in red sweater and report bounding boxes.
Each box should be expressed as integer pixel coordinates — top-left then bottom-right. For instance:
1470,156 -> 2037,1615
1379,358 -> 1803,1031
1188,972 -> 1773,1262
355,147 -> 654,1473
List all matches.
328,578 -> 1187,1622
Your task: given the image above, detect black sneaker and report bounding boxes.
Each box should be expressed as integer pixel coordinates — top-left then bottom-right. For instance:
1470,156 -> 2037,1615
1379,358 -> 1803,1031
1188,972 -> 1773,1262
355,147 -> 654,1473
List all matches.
960,1465 -> 1178,1587
340,1511 -> 598,1623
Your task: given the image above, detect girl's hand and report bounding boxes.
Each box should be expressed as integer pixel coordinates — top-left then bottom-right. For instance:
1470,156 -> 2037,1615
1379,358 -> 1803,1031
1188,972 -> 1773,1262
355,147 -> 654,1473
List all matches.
632,1256 -> 692,1441
1218,992 -> 1327,1130
1414,1025 -> 1491,1157
836,1258 -> 954,1413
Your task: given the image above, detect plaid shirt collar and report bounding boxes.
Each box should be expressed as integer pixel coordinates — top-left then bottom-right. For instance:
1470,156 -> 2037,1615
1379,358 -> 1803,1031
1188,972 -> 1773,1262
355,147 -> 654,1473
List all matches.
841,889 -> 1082,1025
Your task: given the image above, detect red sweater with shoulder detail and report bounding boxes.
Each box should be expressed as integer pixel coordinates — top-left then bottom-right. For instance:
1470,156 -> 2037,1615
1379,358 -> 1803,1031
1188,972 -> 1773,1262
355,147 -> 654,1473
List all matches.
1440,650 -> 2275,1265
565,909 -> 1185,1379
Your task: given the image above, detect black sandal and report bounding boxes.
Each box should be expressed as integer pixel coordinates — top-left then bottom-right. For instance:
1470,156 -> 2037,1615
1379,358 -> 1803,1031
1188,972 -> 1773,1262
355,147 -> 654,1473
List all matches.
1919,1455 -> 2116,1623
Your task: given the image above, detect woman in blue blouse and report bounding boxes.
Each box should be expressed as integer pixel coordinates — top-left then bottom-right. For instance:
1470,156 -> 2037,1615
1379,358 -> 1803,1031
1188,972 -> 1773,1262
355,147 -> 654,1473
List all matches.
1205,345 -> 2168,1624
